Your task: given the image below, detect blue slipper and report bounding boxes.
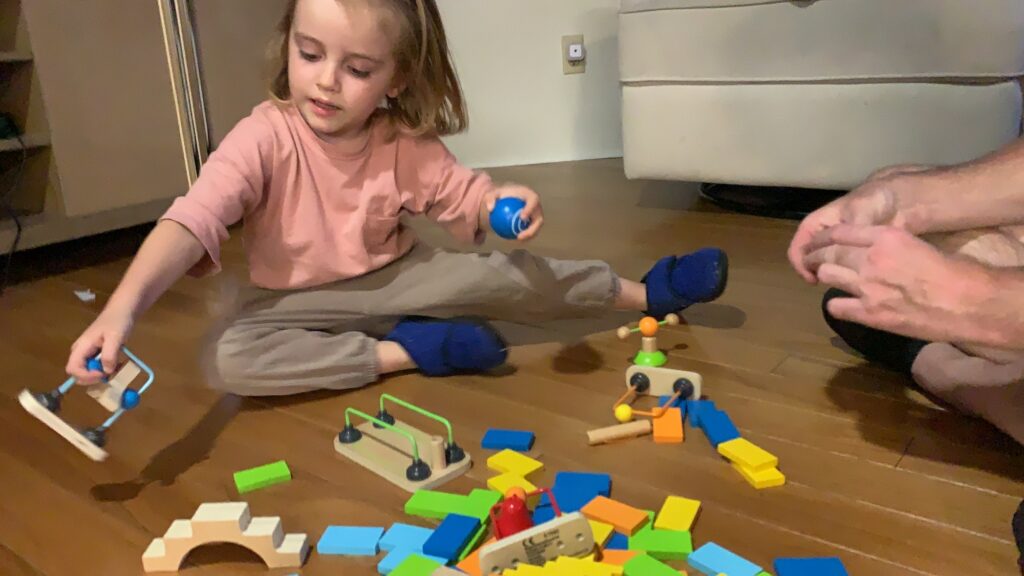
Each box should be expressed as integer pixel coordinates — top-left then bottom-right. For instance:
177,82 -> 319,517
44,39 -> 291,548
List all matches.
643,247 -> 728,318
384,317 -> 508,377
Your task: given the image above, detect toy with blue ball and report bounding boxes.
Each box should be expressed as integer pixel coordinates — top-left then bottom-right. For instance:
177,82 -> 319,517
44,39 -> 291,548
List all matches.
490,197 -> 531,239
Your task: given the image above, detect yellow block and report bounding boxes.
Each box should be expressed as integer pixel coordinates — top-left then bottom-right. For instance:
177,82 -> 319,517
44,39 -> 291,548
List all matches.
654,495 -> 701,532
552,556 -> 619,576
732,462 -> 786,489
588,519 -> 614,547
487,449 -> 544,478
717,437 -> 778,471
487,472 -> 538,498
502,564 -> 548,575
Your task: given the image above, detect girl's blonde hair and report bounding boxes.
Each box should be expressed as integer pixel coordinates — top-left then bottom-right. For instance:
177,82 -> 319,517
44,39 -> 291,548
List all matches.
267,0 -> 467,137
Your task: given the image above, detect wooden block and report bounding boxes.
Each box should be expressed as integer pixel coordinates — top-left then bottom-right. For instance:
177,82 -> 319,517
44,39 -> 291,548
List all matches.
623,553 -> 679,576
587,420 -> 652,446
628,526 -> 693,560
588,519 -> 615,547
486,449 -> 543,478
477,512 -> 595,575
687,542 -> 762,576
731,462 -> 786,489
86,360 -> 140,412
481,429 -> 535,451
599,549 -> 637,566
487,472 -> 537,497
655,496 -> 701,532
652,407 -> 684,444
316,525 -> 384,555
18,389 -> 108,461
405,488 -> 502,522
456,536 -> 495,576
423,514 -> 480,562
458,523 -> 489,562
234,460 -> 291,494
624,365 -> 702,399
717,438 -> 778,472
334,418 -> 472,492
391,553 -> 443,576
581,496 -> 649,536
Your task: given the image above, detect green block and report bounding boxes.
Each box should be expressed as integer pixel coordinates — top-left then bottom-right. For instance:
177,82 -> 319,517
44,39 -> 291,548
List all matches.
405,488 -> 501,521
628,527 -> 692,560
757,572 -> 774,576
391,553 -> 442,576
233,460 -> 291,494
623,553 -> 678,576
457,522 -> 490,562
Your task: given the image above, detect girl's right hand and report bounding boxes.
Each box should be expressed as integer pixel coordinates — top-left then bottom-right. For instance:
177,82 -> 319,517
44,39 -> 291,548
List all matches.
65,308 -> 135,385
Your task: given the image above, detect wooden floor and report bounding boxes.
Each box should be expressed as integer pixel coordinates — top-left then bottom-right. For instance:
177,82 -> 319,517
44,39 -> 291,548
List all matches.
2,158 -> 1022,575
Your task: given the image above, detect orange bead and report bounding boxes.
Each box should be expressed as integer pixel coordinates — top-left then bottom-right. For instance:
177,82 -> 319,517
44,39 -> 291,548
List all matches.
638,316 -> 659,337
505,486 -> 527,502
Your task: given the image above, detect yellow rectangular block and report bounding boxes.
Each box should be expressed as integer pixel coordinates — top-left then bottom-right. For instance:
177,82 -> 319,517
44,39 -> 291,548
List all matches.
487,449 -> 544,478
502,564 -> 547,575
553,556 -> 618,576
654,495 -> 701,532
588,519 -> 614,547
732,462 -> 786,489
487,472 -> 538,497
717,438 -> 778,471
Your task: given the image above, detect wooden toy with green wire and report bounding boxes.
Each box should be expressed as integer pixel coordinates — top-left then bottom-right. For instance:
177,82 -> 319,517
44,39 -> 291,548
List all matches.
333,393 -> 472,491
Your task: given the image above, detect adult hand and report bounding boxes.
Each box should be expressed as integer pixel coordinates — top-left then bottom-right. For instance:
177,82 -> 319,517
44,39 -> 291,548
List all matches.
803,224 -> 996,345
788,165 -> 931,283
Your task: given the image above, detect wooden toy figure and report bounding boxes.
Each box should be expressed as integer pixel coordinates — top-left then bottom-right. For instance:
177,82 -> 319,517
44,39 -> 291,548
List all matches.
18,347 -> 154,461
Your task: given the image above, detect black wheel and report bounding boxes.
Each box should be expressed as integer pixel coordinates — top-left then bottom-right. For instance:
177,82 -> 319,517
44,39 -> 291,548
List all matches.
673,378 -> 695,400
373,409 -> 395,428
406,458 -> 431,482
337,424 -> 362,444
82,427 -> 106,448
445,442 -> 466,464
35,390 -> 62,412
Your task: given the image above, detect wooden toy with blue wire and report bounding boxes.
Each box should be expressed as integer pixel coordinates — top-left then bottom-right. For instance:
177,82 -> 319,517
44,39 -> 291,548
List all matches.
334,393 -> 472,492
18,347 -> 154,462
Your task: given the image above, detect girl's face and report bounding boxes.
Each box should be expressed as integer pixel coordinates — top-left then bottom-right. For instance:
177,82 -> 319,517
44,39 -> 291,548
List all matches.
288,0 -> 401,142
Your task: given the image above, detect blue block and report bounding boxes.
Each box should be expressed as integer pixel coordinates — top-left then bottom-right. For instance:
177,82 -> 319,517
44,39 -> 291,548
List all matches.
688,542 -> 761,576
538,471 -> 611,512
422,514 -> 481,561
316,525 -> 384,556
532,503 -> 556,524
379,523 -> 434,552
659,395 -> 684,409
605,532 -> 629,550
377,548 -> 448,574
481,428 -> 535,451
687,400 -> 715,428
699,409 -> 740,447
774,557 -> 849,576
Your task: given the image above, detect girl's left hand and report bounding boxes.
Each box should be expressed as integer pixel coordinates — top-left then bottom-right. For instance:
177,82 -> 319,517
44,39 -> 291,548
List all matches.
485,185 -> 545,241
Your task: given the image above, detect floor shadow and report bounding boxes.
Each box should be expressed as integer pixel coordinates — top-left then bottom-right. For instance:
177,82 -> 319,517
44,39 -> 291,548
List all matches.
551,342 -> 604,375
678,303 -> 746,330
90,394 -> 242,502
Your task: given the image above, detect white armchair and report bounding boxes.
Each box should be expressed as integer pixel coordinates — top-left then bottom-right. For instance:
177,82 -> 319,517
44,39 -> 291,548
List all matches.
618,0 -> 1024,192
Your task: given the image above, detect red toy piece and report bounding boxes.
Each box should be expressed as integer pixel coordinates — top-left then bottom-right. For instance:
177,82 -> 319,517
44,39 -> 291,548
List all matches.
489,487 -> 562,539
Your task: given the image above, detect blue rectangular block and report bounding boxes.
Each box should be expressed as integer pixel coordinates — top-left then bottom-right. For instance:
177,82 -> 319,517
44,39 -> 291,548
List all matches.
699,409 -> 740,447
379,523 -> 434,552
659,395 -> 684,409
481,428 -> 535,451
532,503 -> 556,524
688,542 -> 761,576
422,514 -> 481,561
316,525 -> 384,556
538,471 -> 610,512
605,532 -> 629,550
774,557 -> 849,576
687,400 -> 715,428
378,548 -> 448,574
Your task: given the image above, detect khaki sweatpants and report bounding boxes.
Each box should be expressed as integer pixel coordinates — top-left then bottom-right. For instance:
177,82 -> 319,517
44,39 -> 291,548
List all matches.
206,243 -> 620,396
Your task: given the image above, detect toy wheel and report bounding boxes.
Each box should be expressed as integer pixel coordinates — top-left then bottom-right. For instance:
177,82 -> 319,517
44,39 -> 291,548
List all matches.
673,378 -> 695,399
83,427 -> 107,448
337,424 -> 362,444
446,442 -> 466,464
406,458 -> 432,482
34,390 -> 62,413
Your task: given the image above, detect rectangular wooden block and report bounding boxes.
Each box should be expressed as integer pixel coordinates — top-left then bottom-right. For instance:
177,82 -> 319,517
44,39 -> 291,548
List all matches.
716,438 -> 778,471
731,463 -> 786,489
405,488 -> 502,522
581,496 -> 649,536
486,472 -> 537,497
486,449 -> 544,478
423,514 -> 480,562
652,407 -> 684,443
599,549 -> 637,566
481,429 -> 535,451
623,553 -> 679,576
629,525 -> 693,560
588,519 -> 615,547
233,460 -> 291,494
655,496 -> 701,532
316,525 -> 384,555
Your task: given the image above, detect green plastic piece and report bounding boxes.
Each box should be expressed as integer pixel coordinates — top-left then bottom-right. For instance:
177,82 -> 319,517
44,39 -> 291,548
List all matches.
391,553 -> 442,576
623,553 -> 678,576
344,407 -> 422,460
379,393 -> 457,445
628,527 -> 693,560
757,572 -> 774,576
457,522 -> 490,562
405,488 -> 501,522
633,350 -> 667,367
233,460 -> 291,494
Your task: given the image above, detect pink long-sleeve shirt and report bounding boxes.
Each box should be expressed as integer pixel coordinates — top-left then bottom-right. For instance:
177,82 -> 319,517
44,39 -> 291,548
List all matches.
159,100 -> 493,290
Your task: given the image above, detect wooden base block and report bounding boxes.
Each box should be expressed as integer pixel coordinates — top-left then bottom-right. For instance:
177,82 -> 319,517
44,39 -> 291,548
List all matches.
18,389 -> 107,462
333,418 -> 472,492
625,365 -> 703,399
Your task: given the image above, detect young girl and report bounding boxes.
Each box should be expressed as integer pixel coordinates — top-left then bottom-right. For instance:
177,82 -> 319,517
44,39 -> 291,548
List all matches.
64,0 -> 728,396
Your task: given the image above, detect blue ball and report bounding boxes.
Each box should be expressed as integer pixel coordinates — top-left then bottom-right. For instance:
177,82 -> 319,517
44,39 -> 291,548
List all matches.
489,197 -> 531,239
86,357 -> 103,373
121,389 -> 140,410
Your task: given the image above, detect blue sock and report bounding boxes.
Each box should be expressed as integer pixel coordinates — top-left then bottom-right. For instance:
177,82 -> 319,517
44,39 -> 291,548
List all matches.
643,247 -> 728,318
384,317 -> 508,377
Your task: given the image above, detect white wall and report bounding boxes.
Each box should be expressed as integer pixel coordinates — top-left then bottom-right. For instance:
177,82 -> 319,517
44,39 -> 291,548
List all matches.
437,1 -> 623,169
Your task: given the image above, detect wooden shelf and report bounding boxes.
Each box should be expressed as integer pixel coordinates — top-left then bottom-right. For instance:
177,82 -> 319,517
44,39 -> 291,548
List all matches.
0,133 -> 49,153
0,51 -> 32,63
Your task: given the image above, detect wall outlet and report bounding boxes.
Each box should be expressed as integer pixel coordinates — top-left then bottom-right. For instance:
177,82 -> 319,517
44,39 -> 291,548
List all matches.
562,34 -> 585,75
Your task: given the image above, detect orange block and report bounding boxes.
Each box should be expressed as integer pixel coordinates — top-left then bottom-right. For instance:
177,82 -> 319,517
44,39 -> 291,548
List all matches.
581,496 -> 649,535
456,536 -> 495,576
599,549 -> 638,566
652,407 -> 683,443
